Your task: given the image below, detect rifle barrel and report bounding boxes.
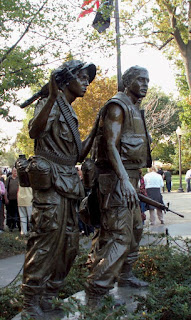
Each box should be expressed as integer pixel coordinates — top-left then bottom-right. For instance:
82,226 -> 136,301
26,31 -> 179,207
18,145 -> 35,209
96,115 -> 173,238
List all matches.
138,193 -> 184,218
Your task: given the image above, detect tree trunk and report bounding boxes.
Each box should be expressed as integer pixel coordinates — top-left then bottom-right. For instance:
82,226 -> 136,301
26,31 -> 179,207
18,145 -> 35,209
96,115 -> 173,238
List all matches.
184,42 -> 191,92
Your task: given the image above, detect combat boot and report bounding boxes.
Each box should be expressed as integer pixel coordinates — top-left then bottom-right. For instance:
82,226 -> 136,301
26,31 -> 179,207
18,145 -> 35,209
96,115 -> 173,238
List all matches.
118,264 -> 148,288
40,293 -> 65,319
21,284 -> 45,320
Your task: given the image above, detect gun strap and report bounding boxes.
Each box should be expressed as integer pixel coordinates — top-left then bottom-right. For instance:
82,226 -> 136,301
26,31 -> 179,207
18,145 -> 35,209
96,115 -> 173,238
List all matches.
56,96 -> 82,160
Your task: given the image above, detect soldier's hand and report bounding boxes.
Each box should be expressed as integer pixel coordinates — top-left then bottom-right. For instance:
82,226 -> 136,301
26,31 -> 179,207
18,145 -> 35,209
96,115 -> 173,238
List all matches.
49,72 -> 59,100
120,177 -> 139,210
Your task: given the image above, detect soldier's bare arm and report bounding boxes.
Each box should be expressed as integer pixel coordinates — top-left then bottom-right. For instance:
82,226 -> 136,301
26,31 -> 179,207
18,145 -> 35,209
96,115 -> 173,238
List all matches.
29,74 -> 58,139
103,103 -> 139,208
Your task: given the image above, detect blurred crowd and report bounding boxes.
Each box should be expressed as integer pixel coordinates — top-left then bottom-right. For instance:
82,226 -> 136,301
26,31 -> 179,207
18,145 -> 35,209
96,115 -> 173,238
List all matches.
0,164 -> 190,235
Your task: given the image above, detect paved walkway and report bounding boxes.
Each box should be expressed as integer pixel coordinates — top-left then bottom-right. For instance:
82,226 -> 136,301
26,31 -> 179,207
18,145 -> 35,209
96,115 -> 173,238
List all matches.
0,192 -> 190,319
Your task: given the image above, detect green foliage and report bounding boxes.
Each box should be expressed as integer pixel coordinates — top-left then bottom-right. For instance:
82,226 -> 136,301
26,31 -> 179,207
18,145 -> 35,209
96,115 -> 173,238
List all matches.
122,0 -> 191,92
0,231 -> 26,258
133,243 -> 191,320
73,74 -> 117,140
141,87 -> 180,164
0,281 -> 23,320
60,295 -> 127,320
1,234 -> 191,320
16,107 -> 34,158
59,247 -> 89,299
0,147 -> 18,167
0,0 -> 119,121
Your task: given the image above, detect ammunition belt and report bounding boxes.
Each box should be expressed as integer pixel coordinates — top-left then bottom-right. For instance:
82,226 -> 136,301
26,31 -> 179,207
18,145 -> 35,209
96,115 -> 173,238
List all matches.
36,149 -> 77,166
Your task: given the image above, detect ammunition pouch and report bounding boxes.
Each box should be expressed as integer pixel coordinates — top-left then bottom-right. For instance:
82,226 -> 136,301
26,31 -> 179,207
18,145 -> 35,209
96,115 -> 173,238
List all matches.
15,157 -> 31,187
26,156 -> 52,190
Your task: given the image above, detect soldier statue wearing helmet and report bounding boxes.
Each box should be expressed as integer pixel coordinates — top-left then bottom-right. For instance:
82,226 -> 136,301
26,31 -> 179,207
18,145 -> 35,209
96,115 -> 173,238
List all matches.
20,60 -> 97,320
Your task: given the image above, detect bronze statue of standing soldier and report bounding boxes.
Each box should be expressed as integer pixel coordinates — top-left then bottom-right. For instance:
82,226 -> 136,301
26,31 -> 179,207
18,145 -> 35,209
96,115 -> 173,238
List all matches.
85,65 -> 152,307
20,60 -> 98,320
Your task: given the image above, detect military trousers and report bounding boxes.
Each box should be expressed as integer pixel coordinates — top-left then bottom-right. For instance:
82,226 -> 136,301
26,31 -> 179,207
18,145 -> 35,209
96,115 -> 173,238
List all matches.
22,187 -> 79,296
86,173 -> 143,295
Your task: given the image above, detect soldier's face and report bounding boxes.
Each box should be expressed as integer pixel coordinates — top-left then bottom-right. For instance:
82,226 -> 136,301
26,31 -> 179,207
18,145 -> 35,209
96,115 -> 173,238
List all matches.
129,70 -> 149,98
68,69 -> 90,98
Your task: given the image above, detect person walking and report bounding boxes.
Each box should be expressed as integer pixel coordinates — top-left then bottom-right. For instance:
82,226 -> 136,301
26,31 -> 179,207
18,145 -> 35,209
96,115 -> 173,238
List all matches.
185,169 -> 191,192
163,170 -> 172,192
144,166 -> 164,225
5,167 -> 20,232
0,169 -> 5,232
17,186 -> 33,236
138,170 -> 147,224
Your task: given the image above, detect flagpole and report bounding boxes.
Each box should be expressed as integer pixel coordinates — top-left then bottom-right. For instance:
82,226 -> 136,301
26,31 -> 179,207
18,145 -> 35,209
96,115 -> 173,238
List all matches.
114,0 -> 121,90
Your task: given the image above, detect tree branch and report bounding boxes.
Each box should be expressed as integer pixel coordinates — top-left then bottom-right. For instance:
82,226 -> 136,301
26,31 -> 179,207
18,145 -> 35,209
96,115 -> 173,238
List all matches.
164,1 -> 187,56
0,0 -> 48,65
158,37 -> 174,50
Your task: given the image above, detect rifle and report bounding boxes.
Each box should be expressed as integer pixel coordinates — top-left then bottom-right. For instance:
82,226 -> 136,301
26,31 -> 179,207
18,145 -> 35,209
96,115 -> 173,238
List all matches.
138,193 -> 184,218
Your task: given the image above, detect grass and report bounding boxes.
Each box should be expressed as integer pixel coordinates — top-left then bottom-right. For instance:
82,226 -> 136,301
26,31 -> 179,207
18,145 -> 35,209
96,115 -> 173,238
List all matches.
170,174 -> 186,192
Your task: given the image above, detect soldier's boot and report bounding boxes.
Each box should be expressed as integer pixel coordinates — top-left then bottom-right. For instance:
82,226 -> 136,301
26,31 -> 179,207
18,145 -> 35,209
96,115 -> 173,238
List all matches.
40,293 -> 65,319
21,285 -> 44,320
118,264 -> 148,288
85,283 -> 126,309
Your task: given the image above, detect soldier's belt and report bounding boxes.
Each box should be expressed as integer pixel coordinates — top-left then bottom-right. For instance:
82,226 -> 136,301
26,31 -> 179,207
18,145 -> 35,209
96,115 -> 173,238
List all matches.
36,149 -> 77,166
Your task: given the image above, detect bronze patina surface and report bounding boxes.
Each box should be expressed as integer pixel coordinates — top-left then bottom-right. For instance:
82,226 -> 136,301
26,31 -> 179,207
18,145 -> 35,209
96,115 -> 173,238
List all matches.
85,66 -> 152,307
20,60 -> 98,320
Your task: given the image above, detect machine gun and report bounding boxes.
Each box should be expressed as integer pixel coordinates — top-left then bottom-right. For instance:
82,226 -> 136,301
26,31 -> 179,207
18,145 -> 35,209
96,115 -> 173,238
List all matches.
138,193 -> 184,218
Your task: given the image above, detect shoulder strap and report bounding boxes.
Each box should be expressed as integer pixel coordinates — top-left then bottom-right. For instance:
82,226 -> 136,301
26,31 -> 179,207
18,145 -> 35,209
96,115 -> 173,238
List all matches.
56,96 -> 82,160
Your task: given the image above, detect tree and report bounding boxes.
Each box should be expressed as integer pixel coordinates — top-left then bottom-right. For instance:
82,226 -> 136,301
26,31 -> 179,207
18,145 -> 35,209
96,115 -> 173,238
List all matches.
141,87 -> 180,163
73,73 -> 117,140
142,87 -> 180,135
173,97 -> 191,170
122,0 -> 191,92
1,0 -> 115,120
16,107 -> 34,158
0,147 -> 18,167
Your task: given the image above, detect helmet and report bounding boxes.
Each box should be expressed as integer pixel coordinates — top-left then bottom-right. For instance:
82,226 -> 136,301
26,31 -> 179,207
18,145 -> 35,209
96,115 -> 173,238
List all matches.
54,59 -> 96,87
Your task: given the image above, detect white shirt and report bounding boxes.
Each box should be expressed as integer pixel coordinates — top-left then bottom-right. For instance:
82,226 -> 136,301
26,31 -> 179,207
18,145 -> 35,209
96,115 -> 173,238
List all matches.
144,172 -> 164,189
185,169 -> 191,181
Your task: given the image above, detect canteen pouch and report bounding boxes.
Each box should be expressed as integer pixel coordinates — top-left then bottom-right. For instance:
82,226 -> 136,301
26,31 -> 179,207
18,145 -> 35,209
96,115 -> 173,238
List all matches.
26,156 -> 51,190
81,158 -> 97,189
15,155 -> 31,187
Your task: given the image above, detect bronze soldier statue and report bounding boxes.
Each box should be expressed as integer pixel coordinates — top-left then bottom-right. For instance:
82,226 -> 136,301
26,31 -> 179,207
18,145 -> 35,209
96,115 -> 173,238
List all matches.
20,60 -> 97,319
85,65 -> 152,307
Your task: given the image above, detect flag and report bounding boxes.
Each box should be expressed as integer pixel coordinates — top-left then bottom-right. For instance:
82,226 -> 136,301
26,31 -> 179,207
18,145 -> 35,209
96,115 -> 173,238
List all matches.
92,0 -> 114,33
78,0 -> 100,19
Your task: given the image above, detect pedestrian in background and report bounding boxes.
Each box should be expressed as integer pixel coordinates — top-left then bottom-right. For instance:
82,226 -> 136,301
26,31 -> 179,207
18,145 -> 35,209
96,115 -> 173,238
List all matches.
185,168 -> 191,192
5,167 -> 20,232
163,170 -> 172,193
138,169 -> 147,224
144,166 -> 164,225
17,186 -> 33,236
0,169 -> 5,232
0,177 -> 5,233
157,167 -> 164,192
